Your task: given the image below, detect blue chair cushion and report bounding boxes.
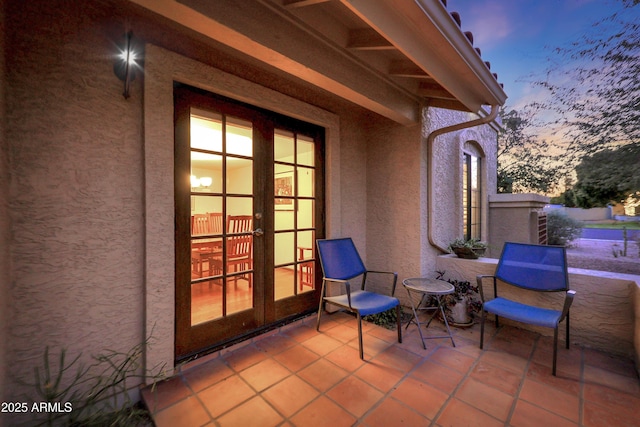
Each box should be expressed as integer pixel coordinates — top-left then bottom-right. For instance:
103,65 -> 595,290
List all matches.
483,297 -> 561,328
324,290 -> 399,316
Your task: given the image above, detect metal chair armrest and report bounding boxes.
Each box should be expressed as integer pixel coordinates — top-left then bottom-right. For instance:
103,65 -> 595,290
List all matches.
476,275 -> 496,302
364,270 -> 399,295
323,278 -> 353,308
559,290 -> 576,322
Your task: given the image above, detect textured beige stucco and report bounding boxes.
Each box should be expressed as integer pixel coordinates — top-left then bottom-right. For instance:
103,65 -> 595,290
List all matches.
437,255 -> 638,359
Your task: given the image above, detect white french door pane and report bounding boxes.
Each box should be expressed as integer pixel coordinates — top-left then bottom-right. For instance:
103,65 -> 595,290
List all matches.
275,130 -> 294,163
275,232 -> 295,265
297,135 -> 314,166
227,197 -> 253,218
297,167 -> 314,197
226,116 -> 253,157
274,267 -> 295,300
297,199 -> 314,229
227,158 -> 253,195
190,109 -> 222,152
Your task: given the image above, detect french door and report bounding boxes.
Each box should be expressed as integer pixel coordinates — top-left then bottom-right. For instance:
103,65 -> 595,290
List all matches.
174,85 -> 324,360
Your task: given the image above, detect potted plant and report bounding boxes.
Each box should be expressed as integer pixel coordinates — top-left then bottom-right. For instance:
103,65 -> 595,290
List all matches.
431,272 -> 482,326
448,238 -> 488,259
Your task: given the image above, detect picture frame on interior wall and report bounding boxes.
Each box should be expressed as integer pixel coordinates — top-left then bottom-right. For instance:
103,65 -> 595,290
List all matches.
275,171 -> 294,210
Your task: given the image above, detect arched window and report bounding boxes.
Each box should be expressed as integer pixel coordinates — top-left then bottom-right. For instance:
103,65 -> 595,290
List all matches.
463,142 -> 482,240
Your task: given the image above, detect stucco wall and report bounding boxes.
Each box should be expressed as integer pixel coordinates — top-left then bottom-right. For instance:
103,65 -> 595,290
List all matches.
4,1 -> 146,410
425,107 -> 498,253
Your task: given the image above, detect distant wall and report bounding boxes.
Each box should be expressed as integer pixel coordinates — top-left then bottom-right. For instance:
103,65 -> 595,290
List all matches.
546,206 -> 612,222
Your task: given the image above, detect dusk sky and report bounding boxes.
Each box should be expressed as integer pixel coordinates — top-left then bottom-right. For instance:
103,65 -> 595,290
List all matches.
447,0 -> 637,110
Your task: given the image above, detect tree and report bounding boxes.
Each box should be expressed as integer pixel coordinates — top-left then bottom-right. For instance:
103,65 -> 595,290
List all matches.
573,144 -> 640,207
497,108 -> 562,194
533,0 -> 640,158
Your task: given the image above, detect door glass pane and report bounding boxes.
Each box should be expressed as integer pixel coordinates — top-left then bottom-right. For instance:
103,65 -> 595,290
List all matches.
275,210 -> 294,231
275,232 -> 295,265
227,158 -> 253,195
297,135 -> 315,166
191,279 -> 223,325
297,261 -> 314,294
227,197 -> 253,218
191,109 -> 222,152
227,274 -> 253,315
275,130 -> 294,163
297,199 -> 314,229
275,267 -> 294,300
275,164 -> 295,205
297,167 -> 314,197
226,117 -> 253,156
191,153 -> 222,193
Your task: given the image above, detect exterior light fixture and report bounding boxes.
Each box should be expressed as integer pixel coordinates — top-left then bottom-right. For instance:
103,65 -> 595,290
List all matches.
113,31 -> 137,99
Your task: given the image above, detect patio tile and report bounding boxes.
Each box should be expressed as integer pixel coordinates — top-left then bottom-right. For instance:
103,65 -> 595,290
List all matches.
583,364 -> 640,395
142,319 -> 640,427
289,396 -> 356,427
481,348 -> 529,374
519,378 -> 579,421
326,376 -> 384,417
373,344 -> 422,373
272,343 -> 320,372
429,346 -> 476,374
510,399 -> 578,427
324,344 -> 367,372
217,396 -> 283,427
435,398 -> 504,427
222,343 -> 269,372
525,361 -> 581,395
152,395 -> 210,427
583,347 -> 638,377
141,375 -> 192,413
238,358 -> 291,391
182,358 -> 235,392
410,359 -> 464,394
470,360 -> 523,395
362,397 -> 430,427
582,399 -> 640,427
454,377 -> 514,421
198,374 -> 256,418
298,358 -> 349,391
262,376 -> 319,417
254,333 -> 297,356
301,333 -> 343,356
353,361 -> 404,392
390,376 -> 448,419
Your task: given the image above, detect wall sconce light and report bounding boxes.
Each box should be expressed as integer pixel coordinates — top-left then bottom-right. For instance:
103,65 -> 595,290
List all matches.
113,31 -> 137,99
191,175 -> 212,190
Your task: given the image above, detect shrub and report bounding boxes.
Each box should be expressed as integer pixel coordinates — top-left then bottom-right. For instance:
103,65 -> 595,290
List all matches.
546,210 -> 582,246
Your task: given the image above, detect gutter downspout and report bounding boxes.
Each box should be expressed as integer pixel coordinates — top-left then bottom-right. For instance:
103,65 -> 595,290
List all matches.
427,104 -> 500,253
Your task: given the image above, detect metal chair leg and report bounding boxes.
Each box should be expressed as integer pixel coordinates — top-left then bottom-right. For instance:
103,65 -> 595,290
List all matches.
480,310 -> 485,349
553,327 -> 559,376
357,313 -> 364,360
396,305 -> 402,344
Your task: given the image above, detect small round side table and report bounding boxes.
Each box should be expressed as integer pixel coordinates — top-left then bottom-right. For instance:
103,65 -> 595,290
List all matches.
402,277 -> 456,349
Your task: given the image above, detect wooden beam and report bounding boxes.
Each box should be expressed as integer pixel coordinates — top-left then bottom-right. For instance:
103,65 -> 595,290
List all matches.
283,0 -> 331,8
389,60 -> 429,78
347,28 -> 395,50
417,82 -> 455,100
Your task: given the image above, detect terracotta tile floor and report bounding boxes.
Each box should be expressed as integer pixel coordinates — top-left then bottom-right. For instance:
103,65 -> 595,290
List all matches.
141,312 -> 640,427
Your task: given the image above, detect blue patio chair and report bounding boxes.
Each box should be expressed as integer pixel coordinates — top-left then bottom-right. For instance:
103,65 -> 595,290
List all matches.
477,242 -> 576,375
316,238 -> 402,359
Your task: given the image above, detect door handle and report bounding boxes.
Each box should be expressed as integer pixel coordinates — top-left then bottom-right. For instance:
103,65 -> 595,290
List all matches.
252,228 -> 264,237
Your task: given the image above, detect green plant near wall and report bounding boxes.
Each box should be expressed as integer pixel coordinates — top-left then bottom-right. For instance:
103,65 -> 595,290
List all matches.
23,337 -> 166,427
